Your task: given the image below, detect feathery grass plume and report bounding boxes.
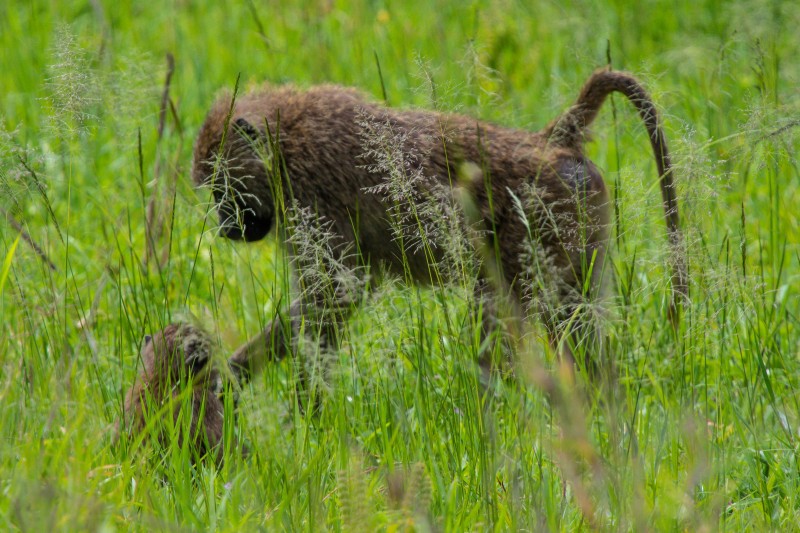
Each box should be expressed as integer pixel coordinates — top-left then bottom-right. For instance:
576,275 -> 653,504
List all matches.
410,52 -> 470,118
672,124 -> 730,217
44,26 -> 102,137
44,25 -> 157,149
411,54 -> 441,108
0,122 -> 40,218
385,462 -> 434,526
459,40 -> 504,110
663,123 -> 733,317
512,188 -> 565,321
286,201 -> 366,313
357,109 -> 479,286
457,169 -> 620,527
105,51 -> 159,137
739,98 -> 800,168
357,108 -> 434,251
0,121 -> 61,268
450,156 -> 606,527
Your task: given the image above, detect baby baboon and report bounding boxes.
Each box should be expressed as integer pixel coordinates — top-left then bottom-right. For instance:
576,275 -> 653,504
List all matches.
116,323 -> 225,463
192,67 -> 687,382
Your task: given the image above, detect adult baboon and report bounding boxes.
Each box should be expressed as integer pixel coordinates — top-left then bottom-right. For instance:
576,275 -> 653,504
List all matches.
192,67 -> 687,384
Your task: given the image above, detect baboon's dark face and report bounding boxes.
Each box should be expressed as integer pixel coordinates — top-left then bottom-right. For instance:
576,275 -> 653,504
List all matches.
211,185 -> 273,242
192,118 -> 276,242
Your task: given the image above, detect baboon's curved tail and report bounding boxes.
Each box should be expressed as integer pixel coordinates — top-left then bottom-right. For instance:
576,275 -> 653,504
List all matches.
546,68 -> 688,318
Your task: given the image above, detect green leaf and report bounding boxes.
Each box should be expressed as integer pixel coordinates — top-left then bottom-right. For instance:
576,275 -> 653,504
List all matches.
0,235 -> 21,294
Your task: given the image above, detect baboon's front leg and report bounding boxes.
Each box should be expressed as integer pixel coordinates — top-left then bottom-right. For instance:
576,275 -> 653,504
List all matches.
227,285 -> 360,387
228,299 -> 303,385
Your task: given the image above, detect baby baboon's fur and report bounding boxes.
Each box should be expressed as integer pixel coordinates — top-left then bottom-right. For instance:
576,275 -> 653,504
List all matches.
116,323 -> 224,463
192,67 -> 687,381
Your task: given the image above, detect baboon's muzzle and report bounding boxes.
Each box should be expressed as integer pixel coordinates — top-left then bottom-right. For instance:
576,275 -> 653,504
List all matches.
217,203 -> 273,242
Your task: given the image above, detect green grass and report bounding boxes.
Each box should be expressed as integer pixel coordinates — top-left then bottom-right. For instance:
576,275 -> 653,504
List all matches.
1,0 -> 799,530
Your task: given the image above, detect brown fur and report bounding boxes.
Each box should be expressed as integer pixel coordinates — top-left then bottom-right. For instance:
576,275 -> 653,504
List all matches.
116,323 -> 224,463
191,68 -> 686,381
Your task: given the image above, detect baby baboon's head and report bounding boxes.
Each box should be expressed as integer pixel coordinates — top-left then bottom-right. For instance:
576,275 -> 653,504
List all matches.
191,93 -> 276,242
117,323 -> 225,463
141,322 -> 212,383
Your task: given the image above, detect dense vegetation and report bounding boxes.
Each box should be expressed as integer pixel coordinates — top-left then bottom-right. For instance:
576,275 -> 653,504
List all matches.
1,0 -> 799,530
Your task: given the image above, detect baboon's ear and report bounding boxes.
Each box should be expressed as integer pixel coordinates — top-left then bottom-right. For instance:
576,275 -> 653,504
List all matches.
234,117 -> 261,143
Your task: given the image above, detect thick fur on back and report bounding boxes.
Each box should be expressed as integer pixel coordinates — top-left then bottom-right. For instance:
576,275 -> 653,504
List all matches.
191,82 -> 608,287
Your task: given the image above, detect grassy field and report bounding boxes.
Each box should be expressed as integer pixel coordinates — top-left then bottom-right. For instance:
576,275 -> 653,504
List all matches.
1,0 -> 799,530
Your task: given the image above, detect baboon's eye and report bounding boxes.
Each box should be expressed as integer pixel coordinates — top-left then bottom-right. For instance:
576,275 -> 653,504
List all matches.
143,335 -> 152,346
234,118 -> 260,143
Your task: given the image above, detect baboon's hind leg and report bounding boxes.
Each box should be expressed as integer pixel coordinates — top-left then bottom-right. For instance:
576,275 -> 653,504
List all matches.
473,276 -> 521,383
546,181 -> 610,377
